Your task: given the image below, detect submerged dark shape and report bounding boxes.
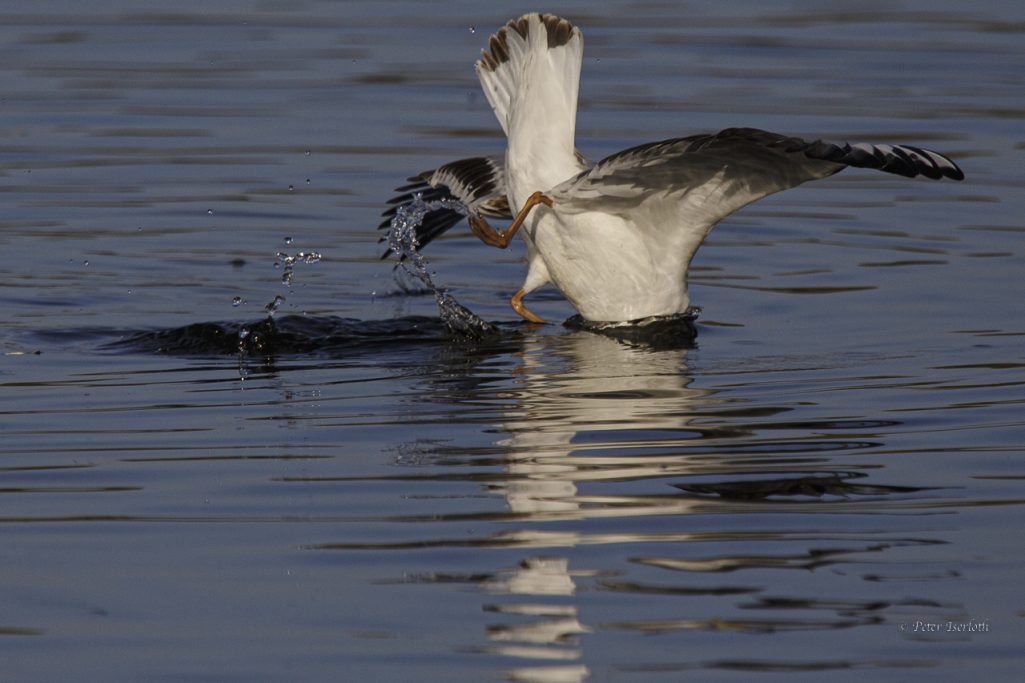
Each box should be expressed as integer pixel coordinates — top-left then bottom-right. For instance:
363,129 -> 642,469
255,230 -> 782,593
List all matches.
111,315 -> 465,356
109,312 -> 701,358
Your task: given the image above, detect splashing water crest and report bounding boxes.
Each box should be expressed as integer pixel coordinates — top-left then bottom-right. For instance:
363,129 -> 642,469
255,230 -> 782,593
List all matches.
234,241 -> 324,371
387,194 -> 497,339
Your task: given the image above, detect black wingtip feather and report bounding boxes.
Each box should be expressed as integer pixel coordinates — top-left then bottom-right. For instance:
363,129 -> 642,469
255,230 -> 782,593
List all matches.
804,139 -> 964,181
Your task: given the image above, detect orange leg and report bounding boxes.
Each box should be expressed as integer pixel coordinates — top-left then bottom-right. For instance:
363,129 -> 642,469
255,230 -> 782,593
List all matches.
467,191 -> 553,249
511,288 -> 545,324
468,191 -> 553,324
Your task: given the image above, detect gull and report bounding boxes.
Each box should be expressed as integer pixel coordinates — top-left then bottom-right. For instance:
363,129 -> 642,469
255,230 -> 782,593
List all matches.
381,13 -> 964,325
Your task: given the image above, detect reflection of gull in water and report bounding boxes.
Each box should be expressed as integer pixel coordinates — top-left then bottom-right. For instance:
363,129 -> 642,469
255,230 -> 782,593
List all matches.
481,333 -> 709,682
382,12 -> 964,324
493,332 -> 710,523
483,557 -> 591,682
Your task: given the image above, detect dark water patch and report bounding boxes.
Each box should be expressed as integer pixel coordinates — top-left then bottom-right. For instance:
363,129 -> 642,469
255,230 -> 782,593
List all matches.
578,439 -> 881,457
602,613 -> 878,634
597,580 -> 759,597
621,658 -> 938,674
106,314 -> 517,357
672,471 -> 938,500
94,312 -> 708,359
0,626 -> 46,637
745,418 -> 902,431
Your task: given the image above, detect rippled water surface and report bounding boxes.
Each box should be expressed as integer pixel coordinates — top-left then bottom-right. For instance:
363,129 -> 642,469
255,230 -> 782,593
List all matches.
2,1 -> 1024,681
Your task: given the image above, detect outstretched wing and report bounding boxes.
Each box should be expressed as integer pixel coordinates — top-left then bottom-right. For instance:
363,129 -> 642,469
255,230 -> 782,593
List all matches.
378,155 -> 510,257
550,127 -> 963,227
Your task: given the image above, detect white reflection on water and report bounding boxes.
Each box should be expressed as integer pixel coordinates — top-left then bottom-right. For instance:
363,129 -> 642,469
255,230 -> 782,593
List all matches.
481,333 -> 706,679
494,332 -> 709,517
471,330 -> 697,676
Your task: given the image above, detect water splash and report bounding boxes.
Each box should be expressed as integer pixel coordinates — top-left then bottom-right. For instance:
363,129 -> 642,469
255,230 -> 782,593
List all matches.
264,294 -> 286,314
233,241 -> 323,373
387,193 -> 497,339
277,249 -> 322,287
237,326 -> 251,379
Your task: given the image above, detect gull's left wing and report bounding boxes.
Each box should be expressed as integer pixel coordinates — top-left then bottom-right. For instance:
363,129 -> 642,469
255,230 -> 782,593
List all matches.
378,155 -> 511,257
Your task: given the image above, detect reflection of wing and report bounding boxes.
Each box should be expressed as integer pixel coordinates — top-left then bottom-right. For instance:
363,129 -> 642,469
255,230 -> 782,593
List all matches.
550,127 -> 965,226
378,155 -> 511,257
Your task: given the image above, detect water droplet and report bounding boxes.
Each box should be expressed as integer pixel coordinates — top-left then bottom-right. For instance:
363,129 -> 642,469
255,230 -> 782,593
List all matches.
287,185 -> 294,192
469,26 -> 476,33
232,296 -> 244,307
264,295 -> 285,314
236,325 -> 250,376
304,150 -> 311,156
284,237 -> 293,245
207,209 -> 214,215
83,260 -> 89,266
305,178 -> 311,185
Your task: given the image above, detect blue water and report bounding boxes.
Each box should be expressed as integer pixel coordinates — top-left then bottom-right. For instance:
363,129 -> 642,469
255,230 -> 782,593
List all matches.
2,2 -> 1024,681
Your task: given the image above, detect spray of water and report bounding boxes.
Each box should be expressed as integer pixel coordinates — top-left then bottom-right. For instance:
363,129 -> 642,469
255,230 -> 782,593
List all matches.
387,193 -> 497,339
277,249 -> 322,287
237,240 -> 323,373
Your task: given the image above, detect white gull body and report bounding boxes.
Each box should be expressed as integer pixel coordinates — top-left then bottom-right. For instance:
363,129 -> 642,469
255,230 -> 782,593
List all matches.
479,14 -> 708,322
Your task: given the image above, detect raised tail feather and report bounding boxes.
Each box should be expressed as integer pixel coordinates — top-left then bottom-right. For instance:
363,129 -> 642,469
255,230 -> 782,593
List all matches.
475,13 -> 582,138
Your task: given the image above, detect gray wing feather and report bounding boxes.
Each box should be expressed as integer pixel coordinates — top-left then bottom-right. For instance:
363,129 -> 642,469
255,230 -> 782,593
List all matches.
551,127 -> 963,224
